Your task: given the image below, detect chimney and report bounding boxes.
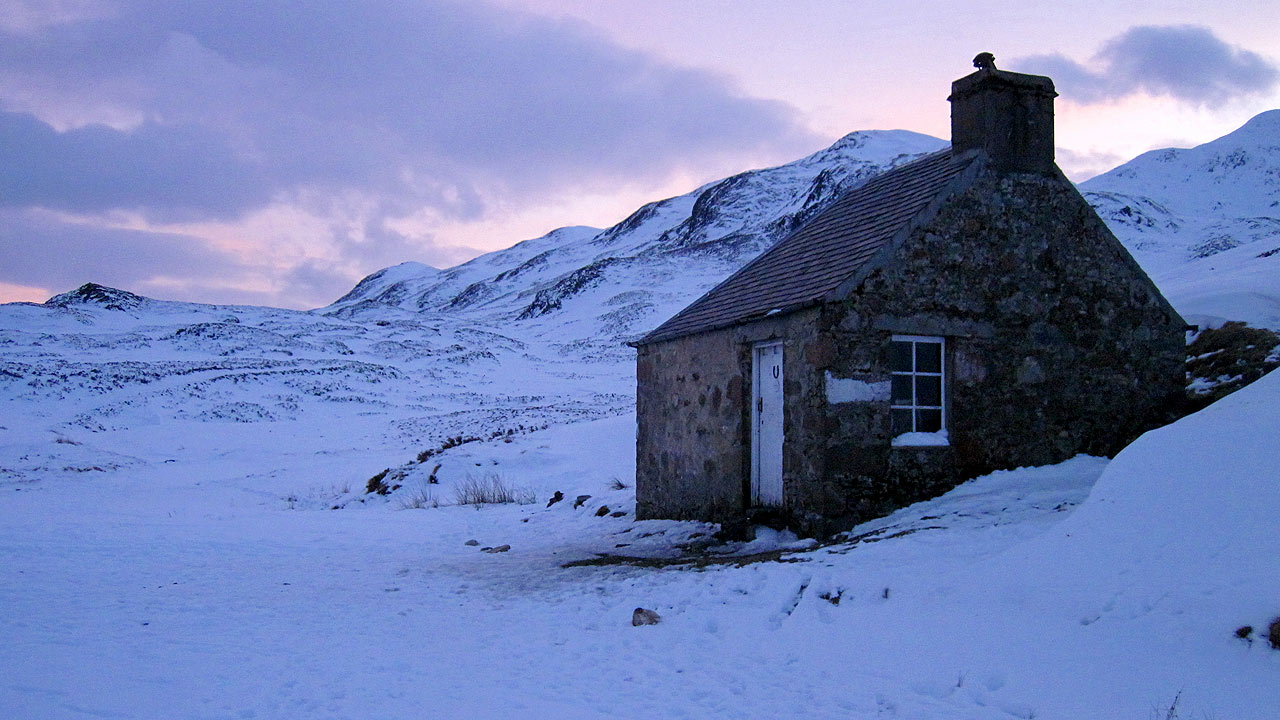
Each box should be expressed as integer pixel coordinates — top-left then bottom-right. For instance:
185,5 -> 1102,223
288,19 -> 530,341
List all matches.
949,53 -> 1058,173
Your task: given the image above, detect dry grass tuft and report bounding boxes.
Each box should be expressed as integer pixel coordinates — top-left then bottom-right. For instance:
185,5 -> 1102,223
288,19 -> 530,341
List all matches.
452,474 -> 535,506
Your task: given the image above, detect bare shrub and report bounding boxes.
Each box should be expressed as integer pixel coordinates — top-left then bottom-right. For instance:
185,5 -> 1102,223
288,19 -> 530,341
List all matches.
1152,690 -> 1182,720
398,485 -> 441,510
1269,616 -> 1280,650
365,469 -> 390,495
413,424 -> 549,463
608,477 -> 630,491
1185,322 -> 1280,408
453,474 -> 535,506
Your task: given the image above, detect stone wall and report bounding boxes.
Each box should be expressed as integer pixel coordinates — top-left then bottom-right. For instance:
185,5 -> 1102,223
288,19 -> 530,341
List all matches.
635,310 -> 820,524
635,324 -> 747,523
783,166 -> 1185,533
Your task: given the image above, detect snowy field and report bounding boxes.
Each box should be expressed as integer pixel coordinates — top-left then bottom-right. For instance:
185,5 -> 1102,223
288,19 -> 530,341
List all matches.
4,115 -> 1280,718
3,367 -> 1278,719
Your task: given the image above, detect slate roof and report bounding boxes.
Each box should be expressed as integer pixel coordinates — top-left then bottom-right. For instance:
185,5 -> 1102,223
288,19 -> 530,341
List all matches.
638,149 -> 976,345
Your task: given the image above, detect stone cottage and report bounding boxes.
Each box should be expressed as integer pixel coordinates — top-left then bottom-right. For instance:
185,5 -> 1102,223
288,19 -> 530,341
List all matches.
632,57 -> 1186,536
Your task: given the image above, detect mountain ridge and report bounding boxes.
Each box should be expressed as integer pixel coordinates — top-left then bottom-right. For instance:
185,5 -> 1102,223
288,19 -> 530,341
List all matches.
324,129 -> 948,331
5,112 -> 1276,456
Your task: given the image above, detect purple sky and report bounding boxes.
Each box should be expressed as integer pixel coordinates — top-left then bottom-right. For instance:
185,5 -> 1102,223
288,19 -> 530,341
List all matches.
2,0 -> 1277,308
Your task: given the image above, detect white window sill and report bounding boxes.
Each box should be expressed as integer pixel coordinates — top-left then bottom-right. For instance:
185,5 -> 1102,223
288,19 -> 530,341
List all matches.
891,430 -> 950,447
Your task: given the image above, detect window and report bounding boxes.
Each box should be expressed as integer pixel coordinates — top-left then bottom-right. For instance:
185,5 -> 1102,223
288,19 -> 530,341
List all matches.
890,335 -> 945,441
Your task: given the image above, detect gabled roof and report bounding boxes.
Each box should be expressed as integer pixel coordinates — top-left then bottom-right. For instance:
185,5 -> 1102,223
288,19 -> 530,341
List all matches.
638,148 -> 977,345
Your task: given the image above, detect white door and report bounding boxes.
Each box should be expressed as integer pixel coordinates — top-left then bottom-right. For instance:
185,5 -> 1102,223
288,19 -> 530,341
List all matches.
751,341 -> 784,506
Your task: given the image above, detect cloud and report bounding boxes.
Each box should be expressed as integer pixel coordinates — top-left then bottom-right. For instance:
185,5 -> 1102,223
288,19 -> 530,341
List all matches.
0,1 -> 821,307
0,203 -> 488,308
0,110 -> 269,221
0,0 -> 113,34
0,0 -> 817,223
0,208 -> 252,299
340,219 -> 475,276
1053,146 -> 1134,183
1018,25 -> 1279,107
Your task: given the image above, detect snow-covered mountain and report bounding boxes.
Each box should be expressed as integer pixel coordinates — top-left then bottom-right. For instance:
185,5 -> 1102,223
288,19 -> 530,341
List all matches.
325,130 -> 948,360
1081,110 -> 1280,329
1083,110 -> 1280,250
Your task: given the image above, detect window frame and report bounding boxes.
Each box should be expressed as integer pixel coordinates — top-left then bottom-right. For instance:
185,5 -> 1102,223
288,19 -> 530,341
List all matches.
889,334 -> 947,445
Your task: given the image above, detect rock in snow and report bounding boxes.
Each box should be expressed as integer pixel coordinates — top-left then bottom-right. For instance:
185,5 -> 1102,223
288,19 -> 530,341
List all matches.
632,608 -> 662,626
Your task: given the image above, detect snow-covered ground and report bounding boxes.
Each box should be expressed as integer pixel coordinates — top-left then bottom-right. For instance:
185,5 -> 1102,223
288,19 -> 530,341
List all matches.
3,371 -> 1278,719
3,113 -> 1279,718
